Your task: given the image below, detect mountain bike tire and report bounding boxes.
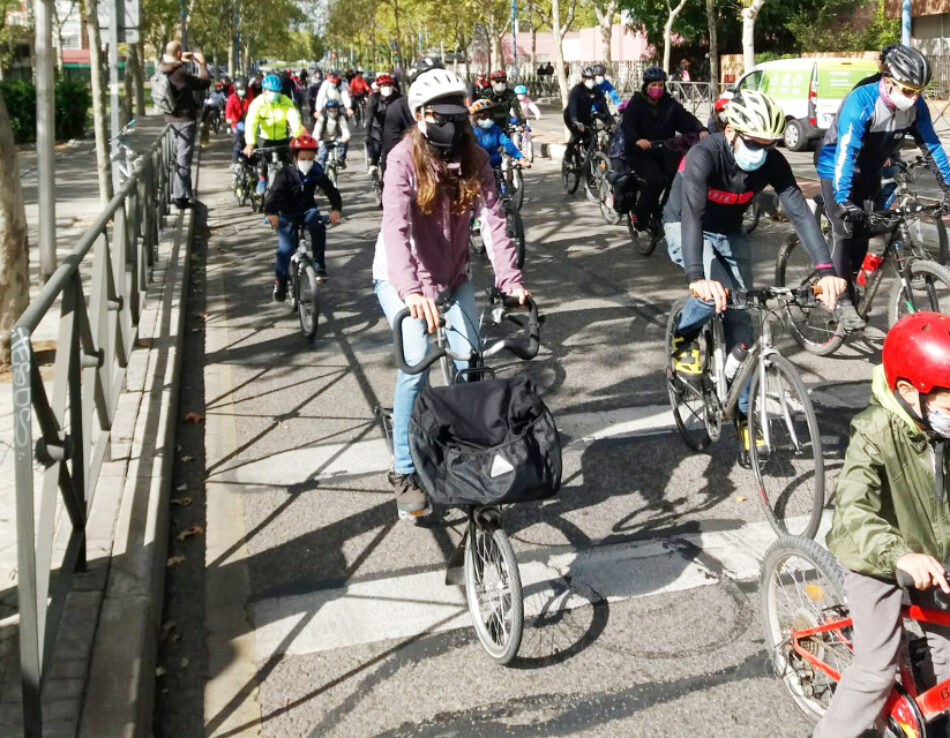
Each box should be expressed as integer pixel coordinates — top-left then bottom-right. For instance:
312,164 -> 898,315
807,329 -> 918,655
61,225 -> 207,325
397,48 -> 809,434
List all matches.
888,258 -> 950,327
628,212 -> 655,256
464,522 -> 523,665
748,353 -> 825,540
507,209 -> 526,270
584,151 -> 607,204
665,299 -> 713,451
760,535 -> 850,723
561,151 -> 579,195
511,167 -> 525,212
296,260 -> 320,340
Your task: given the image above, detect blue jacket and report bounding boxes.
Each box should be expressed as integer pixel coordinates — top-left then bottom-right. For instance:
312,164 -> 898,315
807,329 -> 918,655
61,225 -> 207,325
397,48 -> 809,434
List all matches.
472,122 -> 523,168
816,80 -> 950,203
598,79 -> 621,107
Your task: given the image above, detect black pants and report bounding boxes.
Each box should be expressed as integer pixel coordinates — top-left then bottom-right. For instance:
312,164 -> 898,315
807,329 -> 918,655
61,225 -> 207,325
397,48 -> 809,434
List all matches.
819,177 -> 878,301
629,148 -> 680,228
366,138 -> 382,167
232,130 -> 244,163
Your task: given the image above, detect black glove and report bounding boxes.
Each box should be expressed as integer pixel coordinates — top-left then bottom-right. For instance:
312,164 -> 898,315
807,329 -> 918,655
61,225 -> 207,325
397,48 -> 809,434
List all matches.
834,200 -> 865,238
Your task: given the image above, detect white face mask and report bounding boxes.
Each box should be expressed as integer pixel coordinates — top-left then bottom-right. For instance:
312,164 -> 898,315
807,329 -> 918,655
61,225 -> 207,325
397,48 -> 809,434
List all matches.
477,118 -> 494,129
493,82 -> 506,93
296,159 -> 314,175
236,89 -> 246,98
595,75 -> 605,85
265,91 -> 280,104
891,89 -> 918,111
583,79 -> 595,89
380,86 -> 393,97
928,407 -> 950,439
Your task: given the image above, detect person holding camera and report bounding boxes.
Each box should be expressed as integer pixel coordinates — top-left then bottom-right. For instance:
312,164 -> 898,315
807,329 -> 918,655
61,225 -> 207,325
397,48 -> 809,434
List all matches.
160,40 -> 210,208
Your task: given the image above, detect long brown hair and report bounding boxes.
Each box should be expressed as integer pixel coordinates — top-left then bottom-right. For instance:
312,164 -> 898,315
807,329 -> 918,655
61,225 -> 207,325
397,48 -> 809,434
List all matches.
407,123 -> 482,215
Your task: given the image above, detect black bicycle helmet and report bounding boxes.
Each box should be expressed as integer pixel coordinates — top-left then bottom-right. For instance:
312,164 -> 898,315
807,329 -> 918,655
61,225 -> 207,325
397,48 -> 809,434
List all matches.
233,76 -> 247,91
882,44 -> 931,88
581,65 -> 597,78
409,55 -> 444,82
643,66 -> 667,84
592,63 -> 606,76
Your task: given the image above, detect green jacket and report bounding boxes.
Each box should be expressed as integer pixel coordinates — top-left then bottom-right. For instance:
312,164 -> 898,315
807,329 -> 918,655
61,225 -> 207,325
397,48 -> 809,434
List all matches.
826,364 -> 950,577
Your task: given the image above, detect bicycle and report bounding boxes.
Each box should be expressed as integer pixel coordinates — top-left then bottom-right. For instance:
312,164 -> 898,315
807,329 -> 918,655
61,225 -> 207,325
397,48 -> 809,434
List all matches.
266,214 -> 332,340
560,118 -> 611,197
776,199 -> 950,356
499,151 -> 525,213
109,118 -> 142,186
760,534 -> 950,736
511,122 -> 534,163
375,289 -> 542,664
665,286 -> 826,538
322,141 -> 342,187
881,156 -> 949,264
251,144 -> 290,212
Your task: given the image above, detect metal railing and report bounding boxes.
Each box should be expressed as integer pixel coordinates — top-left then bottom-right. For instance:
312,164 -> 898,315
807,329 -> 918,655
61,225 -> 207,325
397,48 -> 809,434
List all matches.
10,124 -> 175,737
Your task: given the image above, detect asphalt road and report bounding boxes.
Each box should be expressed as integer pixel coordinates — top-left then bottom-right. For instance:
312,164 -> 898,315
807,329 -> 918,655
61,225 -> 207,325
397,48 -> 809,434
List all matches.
155,124 -> 899,738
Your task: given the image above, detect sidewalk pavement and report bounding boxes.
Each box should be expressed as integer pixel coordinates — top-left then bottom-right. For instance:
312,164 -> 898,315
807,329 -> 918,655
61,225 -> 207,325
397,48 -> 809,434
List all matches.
0,114 -> 197,736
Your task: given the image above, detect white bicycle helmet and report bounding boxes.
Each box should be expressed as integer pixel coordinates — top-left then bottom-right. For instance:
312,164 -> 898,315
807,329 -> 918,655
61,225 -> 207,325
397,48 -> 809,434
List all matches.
408,69 -> 468,116
723,90 -> 786,141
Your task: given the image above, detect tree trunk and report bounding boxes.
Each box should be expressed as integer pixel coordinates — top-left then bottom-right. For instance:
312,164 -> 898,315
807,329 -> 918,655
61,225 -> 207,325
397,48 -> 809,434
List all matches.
81,0 -> 113,206
551,0 -> 577,111
134,43 -> 145,116
593,0 -> 617,66
0,92 -> 30,366
707,0 -> 718,89
741,0 -> 766,73
662,0 -> 688,73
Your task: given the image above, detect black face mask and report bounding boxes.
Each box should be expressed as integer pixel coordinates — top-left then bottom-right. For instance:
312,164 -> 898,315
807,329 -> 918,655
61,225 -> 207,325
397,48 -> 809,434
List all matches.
424,119 -> 464,153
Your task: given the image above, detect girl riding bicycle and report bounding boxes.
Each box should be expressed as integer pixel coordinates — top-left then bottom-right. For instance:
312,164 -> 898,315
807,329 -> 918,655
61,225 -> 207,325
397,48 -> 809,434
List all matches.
814,312 -> 950,738
372,68 -> 530,520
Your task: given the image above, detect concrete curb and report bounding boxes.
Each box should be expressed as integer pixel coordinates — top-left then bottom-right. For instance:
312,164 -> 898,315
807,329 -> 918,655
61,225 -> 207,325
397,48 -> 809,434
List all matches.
78,144 -> 201,738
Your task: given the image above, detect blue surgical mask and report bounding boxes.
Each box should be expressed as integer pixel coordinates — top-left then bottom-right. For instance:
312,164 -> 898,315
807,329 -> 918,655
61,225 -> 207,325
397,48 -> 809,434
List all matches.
266,91 -> 280,104
477,118 -> 494,129
733,137 -> 767,172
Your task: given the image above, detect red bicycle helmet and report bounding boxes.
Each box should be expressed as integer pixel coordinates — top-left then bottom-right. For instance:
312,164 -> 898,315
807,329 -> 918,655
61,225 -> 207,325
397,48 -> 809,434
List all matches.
490,70 -> 507,81
883,312 -> 950,393
290,134 -> 319,151
375,73 -> 393,86
714,96 -> 730,114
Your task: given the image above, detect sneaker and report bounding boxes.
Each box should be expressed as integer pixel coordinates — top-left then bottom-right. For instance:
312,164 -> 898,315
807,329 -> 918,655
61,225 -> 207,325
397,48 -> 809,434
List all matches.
671,335 -> 702,377
338,160 -> 347,170
737,418 -> 767,469
315,269 -> 328,284
387,471 -> 431,520
255,179 -> 267,196
272,278 -> 287,302
173,197 -> 193,210
836,297 -> 867,332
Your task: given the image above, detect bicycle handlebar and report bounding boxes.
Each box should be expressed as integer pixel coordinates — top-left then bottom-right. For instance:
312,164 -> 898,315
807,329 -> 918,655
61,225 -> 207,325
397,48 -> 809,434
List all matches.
691,285 -> 821,309
392,292 -> 540,375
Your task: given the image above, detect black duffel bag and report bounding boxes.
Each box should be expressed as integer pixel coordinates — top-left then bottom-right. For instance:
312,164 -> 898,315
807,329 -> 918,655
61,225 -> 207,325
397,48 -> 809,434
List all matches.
408,375 -> 561,507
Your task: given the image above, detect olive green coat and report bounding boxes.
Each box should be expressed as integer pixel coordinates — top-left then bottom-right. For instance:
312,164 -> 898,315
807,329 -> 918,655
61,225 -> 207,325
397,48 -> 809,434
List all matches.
826,364 -> 950,577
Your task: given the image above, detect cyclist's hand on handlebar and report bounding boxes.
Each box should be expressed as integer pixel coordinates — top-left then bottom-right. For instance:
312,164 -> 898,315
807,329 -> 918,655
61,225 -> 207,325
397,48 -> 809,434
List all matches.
405,293 -> 440,334
517,159 -> 531,169
575,122 -> 585,134
507,287 -> 531,305
242,144 -> 254,158
265,214 -> 279,228
636,138 -> 652,150
897,552 -> 950,593
327,210 -> 341,225
815,275 -> 846,310
689,279 -> 728,313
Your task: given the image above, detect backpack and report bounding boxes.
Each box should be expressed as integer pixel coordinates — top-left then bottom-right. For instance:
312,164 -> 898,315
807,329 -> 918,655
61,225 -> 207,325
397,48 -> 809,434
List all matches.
149,70 -> 178,115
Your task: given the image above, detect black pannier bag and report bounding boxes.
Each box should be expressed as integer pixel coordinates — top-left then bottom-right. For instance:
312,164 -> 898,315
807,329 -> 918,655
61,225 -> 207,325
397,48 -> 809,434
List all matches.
408,375 -> 561,507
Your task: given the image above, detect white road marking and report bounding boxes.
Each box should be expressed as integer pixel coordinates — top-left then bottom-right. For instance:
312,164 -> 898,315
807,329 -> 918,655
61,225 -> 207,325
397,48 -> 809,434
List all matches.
248,516 -> 830,660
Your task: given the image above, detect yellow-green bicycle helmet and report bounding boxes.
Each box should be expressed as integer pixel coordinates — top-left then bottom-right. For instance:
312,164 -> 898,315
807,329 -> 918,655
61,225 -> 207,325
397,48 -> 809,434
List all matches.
723,90 -> 786,140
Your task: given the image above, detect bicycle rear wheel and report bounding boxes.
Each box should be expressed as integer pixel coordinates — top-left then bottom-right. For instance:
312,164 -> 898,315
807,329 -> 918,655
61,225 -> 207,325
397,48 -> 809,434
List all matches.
628,212 -> 656,256
464,518 -> 524,665
748,354 -> 824,539
742,200 -> 760,235
888,259 -> 950,326
561,150 -> 579,195
599,176 -> 621,225
296,260 -> 320,339
665,299 -> 714,451
507,209 -> 526,269
775,236 -> 845,356
760,536 -> 851,723
584,151 -> 607,204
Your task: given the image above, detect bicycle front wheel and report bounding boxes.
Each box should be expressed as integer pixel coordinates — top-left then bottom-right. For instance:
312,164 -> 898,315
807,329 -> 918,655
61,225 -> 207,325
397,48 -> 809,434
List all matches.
888,258 -> 950,326
760,536 -> 851,722
748,354 -> 824,539
510,167 -> 525,211
742,200 -> 760,235
464,521 -> 524,665
561,150 -> 579,195
775,236 -> 844,356
507,209 -> 526,270
296,261 -> 320,339
584,151 -> 607,204
599,176 -> 621,225
665,299 -> 713,450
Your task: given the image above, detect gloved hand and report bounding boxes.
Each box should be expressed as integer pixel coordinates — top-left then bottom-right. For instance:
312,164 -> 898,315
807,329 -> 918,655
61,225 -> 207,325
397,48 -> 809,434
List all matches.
834,200 -> 865,238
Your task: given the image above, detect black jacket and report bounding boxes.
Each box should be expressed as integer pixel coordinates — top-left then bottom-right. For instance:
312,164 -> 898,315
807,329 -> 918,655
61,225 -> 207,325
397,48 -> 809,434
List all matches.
481,88 -> 524,128
620,93 -> 703,152
264,163 -> 343,216
160,60 -> 210,122
663,133 -> 834,284
381,95 -> 416,166
563,83 -> 610,128
366,91 -> 400,143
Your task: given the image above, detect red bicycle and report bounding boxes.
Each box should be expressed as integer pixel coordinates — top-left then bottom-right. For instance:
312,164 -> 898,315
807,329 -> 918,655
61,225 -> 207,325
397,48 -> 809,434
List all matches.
760,535 -> 950,737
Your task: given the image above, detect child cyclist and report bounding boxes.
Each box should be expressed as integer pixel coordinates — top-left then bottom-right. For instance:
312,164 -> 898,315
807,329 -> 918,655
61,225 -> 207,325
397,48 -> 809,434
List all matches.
313,96 -> 351,170
263,134 -> 342,300
513,85 -> 542,120
373,69 -> 530,520
469,98 -> 530,170
815,311 -> 950,738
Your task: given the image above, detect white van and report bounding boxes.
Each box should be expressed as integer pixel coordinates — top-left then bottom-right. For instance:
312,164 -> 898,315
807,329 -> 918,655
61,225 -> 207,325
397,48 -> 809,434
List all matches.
730,57 -> 880,151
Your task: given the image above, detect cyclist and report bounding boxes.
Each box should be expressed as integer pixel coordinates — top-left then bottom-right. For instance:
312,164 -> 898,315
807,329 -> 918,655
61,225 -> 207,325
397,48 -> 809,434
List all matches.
225,76 -> 253,166
620,65 -> 707,237
813,311 -> 950,738
664,90 -> 845,464
313,70 -> 354,118
349,69 -> 372,111
563,65 -> 611,154
469,98 -> 529,170
816,43 -> 950,331
313,97 -> 350,170
592,63 -> 621,107
242,73 -> 306,195
365,73 -> 399,172
202,80 -> 227,126
513,85 -> 541,120
373,69 -> 529,520
707,95 -> 730,134
482,71 -> 525,130
264,134 -> 342,299
381,56 -> 444,169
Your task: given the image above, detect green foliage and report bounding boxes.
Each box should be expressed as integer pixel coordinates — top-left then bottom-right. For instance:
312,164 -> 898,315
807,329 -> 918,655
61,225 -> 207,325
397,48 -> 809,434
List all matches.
785,0 -> 896,53
55,76 -> 91,140
0,79 -> 36,143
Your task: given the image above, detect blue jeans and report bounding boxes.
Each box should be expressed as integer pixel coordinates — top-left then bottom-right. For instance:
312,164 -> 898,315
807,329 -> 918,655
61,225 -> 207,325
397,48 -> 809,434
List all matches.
666,221 -> 755,414
276,209 -> 326,279
318,140 -> 348,167
375,279 -> 480,475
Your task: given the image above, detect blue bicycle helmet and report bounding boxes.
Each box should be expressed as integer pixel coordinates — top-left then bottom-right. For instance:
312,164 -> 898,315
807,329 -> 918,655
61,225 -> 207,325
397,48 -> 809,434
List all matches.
262,74 -> 282,92
514,84 -> 527,95
325,98 -> 340,108
643,66 -> 667,84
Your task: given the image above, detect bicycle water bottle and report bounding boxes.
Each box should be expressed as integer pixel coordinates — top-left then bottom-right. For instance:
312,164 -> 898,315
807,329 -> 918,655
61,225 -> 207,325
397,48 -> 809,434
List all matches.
723,344 -> 749,383
856,253 -> 884,287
